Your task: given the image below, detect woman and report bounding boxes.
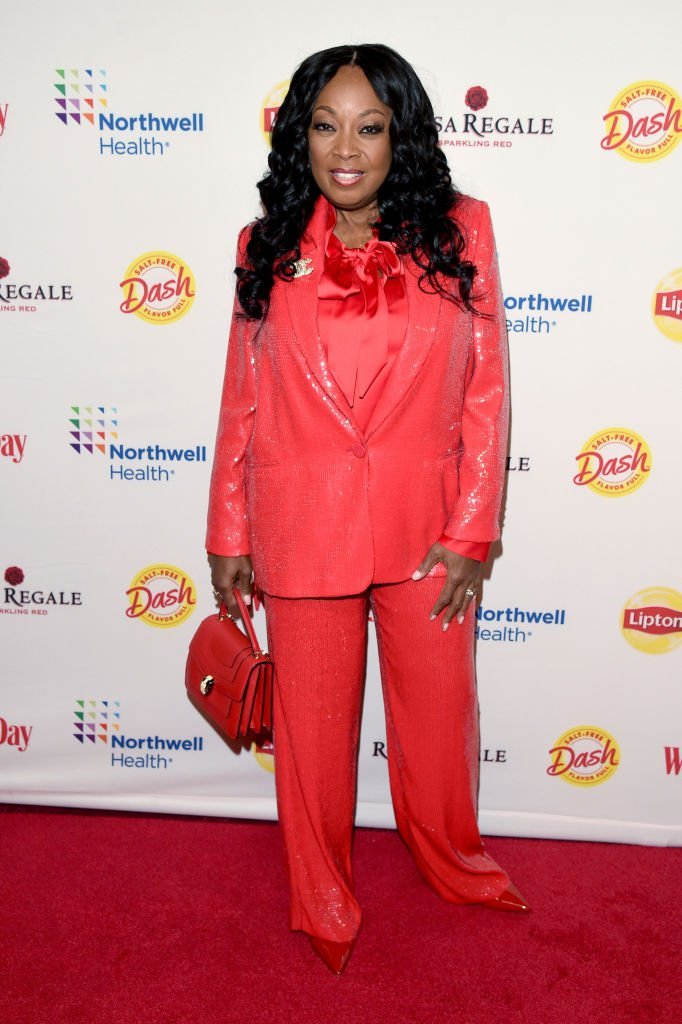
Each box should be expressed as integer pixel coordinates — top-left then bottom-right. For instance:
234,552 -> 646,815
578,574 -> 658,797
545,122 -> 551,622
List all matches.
207,43 -> 529,975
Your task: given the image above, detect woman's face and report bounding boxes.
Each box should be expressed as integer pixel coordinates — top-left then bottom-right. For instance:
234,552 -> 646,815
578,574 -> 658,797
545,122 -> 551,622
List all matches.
307,65 -> 393,214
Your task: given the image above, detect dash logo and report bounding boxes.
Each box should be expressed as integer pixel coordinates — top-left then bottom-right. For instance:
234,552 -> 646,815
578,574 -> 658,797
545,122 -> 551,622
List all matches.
261,81 -> 289,143
547,726 -> 620,787
573,427 -> 652,497
601,80 -> 682,163
119,251 -> 195,324
125,564 -> 196,628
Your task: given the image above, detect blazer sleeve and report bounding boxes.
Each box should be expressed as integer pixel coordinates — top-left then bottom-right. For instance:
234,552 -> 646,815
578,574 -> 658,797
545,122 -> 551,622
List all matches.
441,201 -> 510,546
205,226 -> 260,556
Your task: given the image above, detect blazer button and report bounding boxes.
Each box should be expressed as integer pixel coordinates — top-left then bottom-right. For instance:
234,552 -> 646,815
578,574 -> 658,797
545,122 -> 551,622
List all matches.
351,443 -> 366,458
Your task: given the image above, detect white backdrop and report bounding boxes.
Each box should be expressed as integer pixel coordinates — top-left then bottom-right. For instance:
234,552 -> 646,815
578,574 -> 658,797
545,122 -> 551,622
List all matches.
1,0 -> 680,845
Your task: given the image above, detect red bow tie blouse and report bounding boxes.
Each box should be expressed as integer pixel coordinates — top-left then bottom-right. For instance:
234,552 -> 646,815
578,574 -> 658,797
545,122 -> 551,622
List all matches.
317,199 -> 489,564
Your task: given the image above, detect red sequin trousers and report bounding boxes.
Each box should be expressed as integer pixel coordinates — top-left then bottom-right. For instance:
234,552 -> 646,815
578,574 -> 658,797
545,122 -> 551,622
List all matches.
263,577 -> 511,942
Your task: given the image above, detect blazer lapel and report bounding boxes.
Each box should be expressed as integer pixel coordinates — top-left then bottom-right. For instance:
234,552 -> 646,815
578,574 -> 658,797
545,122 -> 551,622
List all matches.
365,259 -> 441,438
283,196 -> 442,439
284,197 -> 361,434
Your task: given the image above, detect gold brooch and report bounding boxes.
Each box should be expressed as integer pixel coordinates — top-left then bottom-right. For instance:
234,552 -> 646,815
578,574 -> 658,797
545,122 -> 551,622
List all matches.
292,257 -> 313,279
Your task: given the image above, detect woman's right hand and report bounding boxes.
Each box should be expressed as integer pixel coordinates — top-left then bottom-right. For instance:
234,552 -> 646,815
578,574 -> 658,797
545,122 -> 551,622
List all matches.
208,553 -> 253,617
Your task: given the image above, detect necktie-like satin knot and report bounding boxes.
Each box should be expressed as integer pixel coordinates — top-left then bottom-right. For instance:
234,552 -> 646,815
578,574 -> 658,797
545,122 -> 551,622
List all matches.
319,233 -> 404,406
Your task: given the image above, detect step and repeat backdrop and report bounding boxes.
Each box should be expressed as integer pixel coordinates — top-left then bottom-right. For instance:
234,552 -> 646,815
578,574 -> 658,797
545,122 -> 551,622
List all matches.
1,1 -> 680,844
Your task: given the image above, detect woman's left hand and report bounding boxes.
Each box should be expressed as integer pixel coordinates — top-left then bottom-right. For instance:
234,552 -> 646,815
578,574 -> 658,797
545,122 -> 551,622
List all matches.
412,543 -> 482,630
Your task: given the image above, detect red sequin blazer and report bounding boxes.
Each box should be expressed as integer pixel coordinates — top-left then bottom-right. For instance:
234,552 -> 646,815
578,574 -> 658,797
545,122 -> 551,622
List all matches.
206,195 -> 509,598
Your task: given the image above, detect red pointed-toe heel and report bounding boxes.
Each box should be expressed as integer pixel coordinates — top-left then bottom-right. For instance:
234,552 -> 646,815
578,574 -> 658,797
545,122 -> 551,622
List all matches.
308,935 -> 356,975
482,881 -> 532,913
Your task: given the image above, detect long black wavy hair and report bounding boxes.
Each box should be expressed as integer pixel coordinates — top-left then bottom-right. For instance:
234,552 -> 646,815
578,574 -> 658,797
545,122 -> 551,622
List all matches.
237,43 -> 476,320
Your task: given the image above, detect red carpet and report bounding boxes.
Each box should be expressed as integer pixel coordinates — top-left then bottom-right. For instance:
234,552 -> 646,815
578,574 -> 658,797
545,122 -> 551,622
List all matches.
1,804 -> 679,1023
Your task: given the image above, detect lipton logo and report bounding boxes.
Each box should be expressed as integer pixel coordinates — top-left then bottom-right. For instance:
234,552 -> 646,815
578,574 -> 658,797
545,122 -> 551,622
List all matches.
125,564 -> 196,628
261,81 -> 289,143
621,587 -> 682,655
601,80 -> 682,162
652,268 -> 682,342
573,427 -> 652,497
119,251 -> 195,324
547,726 -> 620,786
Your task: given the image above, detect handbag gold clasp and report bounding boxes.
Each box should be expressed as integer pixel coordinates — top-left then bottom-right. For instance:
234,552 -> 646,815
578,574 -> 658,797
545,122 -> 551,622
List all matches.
199,675 -> 215,696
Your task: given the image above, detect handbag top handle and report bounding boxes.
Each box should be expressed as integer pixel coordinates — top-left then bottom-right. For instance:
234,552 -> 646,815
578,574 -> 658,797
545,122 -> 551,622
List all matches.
223,588 -> 262,652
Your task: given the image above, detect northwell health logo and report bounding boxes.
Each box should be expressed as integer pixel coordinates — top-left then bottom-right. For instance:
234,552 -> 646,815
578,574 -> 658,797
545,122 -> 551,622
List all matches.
53,68 -> 205,157
68,406 -> 207,482
504,291 -> 593,336
73,699 -> 205,770
475,604 -> 567,644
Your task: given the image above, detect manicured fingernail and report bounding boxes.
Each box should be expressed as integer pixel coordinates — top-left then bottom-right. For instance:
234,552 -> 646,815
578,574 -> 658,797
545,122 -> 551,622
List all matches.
412,570 -> 422,580
429,613 -> 436,621
442,621 -> 449,631
457,614 -> 464,624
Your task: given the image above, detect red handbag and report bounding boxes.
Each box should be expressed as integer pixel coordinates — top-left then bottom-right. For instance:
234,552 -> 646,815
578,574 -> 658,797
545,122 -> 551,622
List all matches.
185,589 -> 273,739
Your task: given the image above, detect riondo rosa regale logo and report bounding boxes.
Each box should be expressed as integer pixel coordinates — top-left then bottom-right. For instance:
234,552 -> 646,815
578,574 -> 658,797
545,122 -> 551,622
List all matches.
125,564 -> 196,628
0,256 -> 73,314
652,268 -> 682,342
436,84 -> 553,150
53,69 -> 205,158
261,80 -> 290,143
2,566 -> 82,617
573,427 -> 652,497
601,81 -> 682,162
547,726 -> 620,787
621,588 -> 682,655
68,406 -> 207,483
119,252 -> 196,323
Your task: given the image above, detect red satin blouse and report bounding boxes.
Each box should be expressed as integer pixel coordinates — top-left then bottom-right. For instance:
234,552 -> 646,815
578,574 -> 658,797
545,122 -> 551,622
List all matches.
318,199 -> 490,563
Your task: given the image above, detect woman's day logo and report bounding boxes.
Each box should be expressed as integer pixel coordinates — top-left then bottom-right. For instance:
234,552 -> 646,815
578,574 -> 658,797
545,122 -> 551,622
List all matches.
119,252 -> 195,324
573,427 -> 652,497
547,726 -> 620,787
621,587 -> 682,655
125,564 -> 196,627
261,81 -> 290,144
601,81 -> 682,162
652,268 -> 682,342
